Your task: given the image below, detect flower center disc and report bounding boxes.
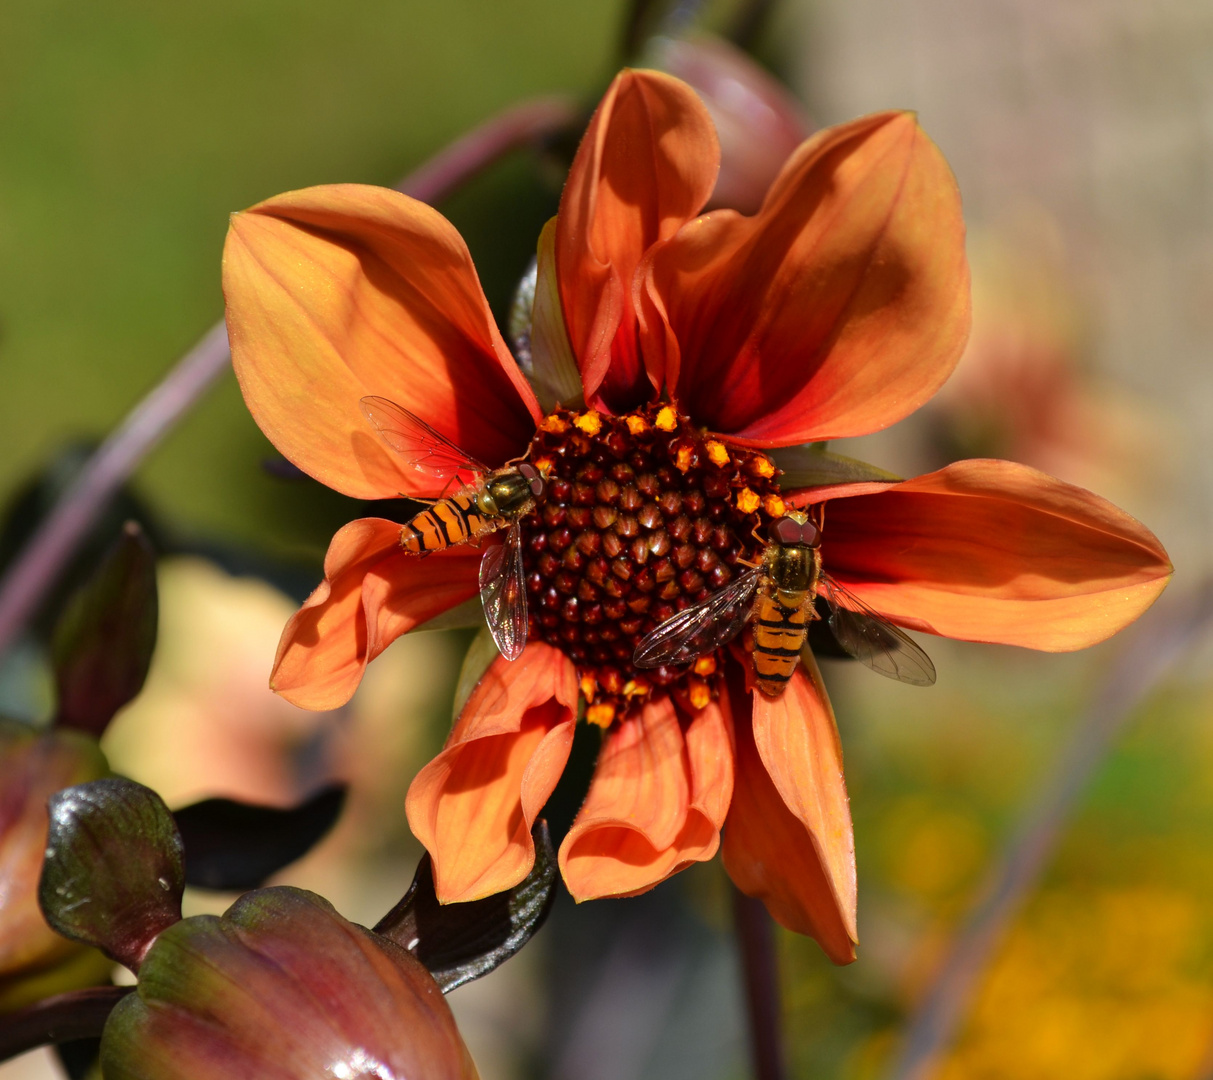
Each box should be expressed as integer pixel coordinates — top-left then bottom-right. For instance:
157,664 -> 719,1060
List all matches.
524,405 -> 784,725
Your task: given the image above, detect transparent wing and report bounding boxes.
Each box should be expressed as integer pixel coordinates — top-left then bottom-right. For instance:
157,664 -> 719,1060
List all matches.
819,574 -> 936,686
479,525 -> 529,661
360,396 -> 487,483
633,568 -> 763,669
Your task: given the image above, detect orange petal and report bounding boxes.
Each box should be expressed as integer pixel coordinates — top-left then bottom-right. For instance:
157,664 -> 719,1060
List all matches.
224,184 -> 541,500
722,662 -> 858,963
821,459 -> 1174,650
559,695 -> 733,900
642,111 -> 970,444
652,35 -> 811,215
405,644 -> 578,903
271,519 -> 481,710
556,69 -> 718,412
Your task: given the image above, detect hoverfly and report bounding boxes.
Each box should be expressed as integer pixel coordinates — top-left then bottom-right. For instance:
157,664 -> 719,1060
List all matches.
360,396 -> 545,661
633,508 -> 935,696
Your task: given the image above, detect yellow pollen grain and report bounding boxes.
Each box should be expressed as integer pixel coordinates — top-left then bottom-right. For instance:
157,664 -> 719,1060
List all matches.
688,679 -> 712,711
764,494 -> 786,518
539,414 -> 568,434
674,445 -> 695,473
574,412 -> 603,436
705,440 -> 730,467
625,415 -> 648,435
586,702 -> 615,728
579,673 -> 597,701
750,455 -> 776,479
654,406 -> 678,432
622,679 -> 650,699
736,487 -> 761,514
693,655 -> 717,677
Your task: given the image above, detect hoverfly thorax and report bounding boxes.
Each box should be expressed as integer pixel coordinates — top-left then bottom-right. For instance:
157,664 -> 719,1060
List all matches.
479,463 -> 545,520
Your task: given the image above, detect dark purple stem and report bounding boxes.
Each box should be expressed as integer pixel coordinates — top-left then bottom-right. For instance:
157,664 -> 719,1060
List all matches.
0,95 -> 578,657
733,885 -> 787,1080
886,581 -> 1213,1080
393,96 -> 577,203
0,986 -> 133,1062
0,320 -> 230,657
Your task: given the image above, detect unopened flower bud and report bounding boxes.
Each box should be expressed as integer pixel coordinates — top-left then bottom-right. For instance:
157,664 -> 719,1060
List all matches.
101,887 -> 479,1080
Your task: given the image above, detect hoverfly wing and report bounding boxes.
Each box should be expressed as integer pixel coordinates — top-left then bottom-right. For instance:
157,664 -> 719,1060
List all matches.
633,568 -> 763,669
479,524 -> 529,661
819,575 -> 936,687
360,396 -> 488,484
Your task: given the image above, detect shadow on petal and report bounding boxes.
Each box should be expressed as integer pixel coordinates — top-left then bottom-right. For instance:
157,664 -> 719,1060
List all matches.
645,111 -> 970,445
271,520 -> 481,710
557,69 -> 718,411
225,184 -> 540,500
722,661 -> 857,964
560,695 -> 733,900
406,644 -> 578,903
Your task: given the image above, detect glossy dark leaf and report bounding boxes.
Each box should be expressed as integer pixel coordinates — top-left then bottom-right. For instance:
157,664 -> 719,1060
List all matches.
375,820 -> 557,993
51,522 -> 158,737
40,779 -> 184,972
0,986 -> 131,1064
174,784 -> 347,891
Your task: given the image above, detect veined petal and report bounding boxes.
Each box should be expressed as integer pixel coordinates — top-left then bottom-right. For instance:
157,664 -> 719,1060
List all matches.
820,459 -> 1174,650
723,662 -> 858,964
652,35 -> 811,215
559,696 -> 733,901
405,644 -> 577,903
642,111 -> 969,444
557,69 -> 718,412
271,519 -> 481,710
224,184 -> 541,500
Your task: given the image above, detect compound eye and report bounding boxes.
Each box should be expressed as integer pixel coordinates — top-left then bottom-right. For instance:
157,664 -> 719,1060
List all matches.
772,517 -> 801,544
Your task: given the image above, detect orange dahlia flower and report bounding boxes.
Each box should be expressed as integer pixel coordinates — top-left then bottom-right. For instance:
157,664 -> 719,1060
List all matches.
222,70 -> 1171,963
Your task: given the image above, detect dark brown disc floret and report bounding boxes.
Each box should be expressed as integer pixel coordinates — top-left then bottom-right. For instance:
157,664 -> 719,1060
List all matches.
522,405 -> 785,724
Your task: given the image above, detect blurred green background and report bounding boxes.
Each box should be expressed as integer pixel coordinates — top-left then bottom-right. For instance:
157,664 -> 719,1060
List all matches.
3,0 -> 1212,1078
0,0 -> 620,563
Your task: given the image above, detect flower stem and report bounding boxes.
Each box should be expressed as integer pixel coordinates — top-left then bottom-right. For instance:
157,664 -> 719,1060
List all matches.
0,319 -> 231,657
0,95 -> 579,657
733,884 -> 787,1080
393,96 -> 578,204
885,581 -> 1213,1080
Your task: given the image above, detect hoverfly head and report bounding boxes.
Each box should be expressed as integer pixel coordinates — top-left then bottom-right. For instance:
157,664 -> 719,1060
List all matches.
771,511 -> 819,548
516,462 -> 546,498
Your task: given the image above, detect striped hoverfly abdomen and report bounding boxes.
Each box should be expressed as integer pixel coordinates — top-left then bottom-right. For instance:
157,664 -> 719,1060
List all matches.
634,508 -> 936,696
399,464 -> 543,555
750,515 -> 822,695
360,396 -> 546,662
